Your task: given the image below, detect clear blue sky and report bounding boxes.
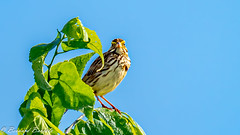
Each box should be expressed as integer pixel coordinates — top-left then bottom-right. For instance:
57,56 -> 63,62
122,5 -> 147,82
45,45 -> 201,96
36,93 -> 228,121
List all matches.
1,0 -> 240,135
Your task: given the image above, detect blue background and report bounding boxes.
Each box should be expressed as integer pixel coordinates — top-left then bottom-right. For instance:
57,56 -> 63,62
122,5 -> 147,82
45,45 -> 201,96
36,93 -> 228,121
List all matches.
1,0 -> 240,135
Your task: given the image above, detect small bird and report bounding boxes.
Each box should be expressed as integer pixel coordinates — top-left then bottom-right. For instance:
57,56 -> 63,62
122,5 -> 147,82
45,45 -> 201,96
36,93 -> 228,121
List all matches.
82,38 -> 131,114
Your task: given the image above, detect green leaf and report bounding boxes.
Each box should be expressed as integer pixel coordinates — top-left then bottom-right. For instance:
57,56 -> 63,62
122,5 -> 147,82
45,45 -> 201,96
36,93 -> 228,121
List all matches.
73,119 -> 87,134
50,62 -> 95,121
18,111 -> 35,135
50,93 -> 65,127
70,52 -> 95,77
19,111 -> 64,135
24,84 -> 38,101
62,17 -> 88,42
19,100 -> 28,117
61,27 -> 104,71
48,62 -> 64,81
30,31 -> 62,91
26,92 -> 48,117
69,120 -> 81,135
122,112 -> 146,135
87,118 -> 114,135
22,85 -> 53,117
84,27 -> 104,71
61,40 -> 88,52
95,108 -> 133,135
0,131 -> 8,135
42,90 -> 52,107
73,118 -> 114,135
71,108 -> 146,135
29,31 -> 61,62
32,55 -> 51,91
19,93 -> 53,135
33,115 -> 51,135
22,86 -> 63,129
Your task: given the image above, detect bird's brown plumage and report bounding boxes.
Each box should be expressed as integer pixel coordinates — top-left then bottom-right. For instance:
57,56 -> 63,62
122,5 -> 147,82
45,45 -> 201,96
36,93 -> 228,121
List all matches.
82,38 -> 130,96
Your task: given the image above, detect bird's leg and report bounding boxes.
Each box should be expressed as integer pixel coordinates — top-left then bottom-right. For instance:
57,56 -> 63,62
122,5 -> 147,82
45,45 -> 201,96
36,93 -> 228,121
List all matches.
95,94 -> 112,110
100,96 -> 121,114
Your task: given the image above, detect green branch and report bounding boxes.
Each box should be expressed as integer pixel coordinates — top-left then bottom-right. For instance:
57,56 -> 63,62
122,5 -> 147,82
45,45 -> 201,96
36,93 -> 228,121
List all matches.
47,35 -> 65,82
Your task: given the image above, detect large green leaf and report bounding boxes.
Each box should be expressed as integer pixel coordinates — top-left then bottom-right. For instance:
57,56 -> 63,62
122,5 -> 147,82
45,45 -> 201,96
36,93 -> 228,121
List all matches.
50,93 -> 65,127
29,31 -> 61,62
61,27 -> 104,71
32,55 -> 51,91
20,84 -> 39,117
18,111 -> 35,135
21,85 -> 53,119
84,27 -> 104,71
61,17 -> 88,42
95,108 -> 133,135
18,92 -> 64,135
69,52 -> 95,77
18,92 -> 50,135
18,112 -> 63,135
22,52 -> 95,125
50,62 -> 95,121
26,92 -> 47,117
71,108 -> 146,135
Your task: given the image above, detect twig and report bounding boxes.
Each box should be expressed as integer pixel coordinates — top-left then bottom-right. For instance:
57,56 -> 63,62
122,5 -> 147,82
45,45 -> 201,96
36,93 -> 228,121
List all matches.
57,51 -> 66,55
65,114 -> 85,134
47,35 -> 65,82
47,45 -> 59,82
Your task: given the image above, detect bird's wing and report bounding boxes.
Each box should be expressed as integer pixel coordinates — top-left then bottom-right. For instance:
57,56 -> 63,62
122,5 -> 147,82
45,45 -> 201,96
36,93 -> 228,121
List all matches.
82,56 -> 101,80
82,51 -> 112,83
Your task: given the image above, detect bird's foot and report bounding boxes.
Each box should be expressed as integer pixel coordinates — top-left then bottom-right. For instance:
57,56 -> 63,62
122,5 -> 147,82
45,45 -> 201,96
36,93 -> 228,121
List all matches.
113,107 -> 121,115
102,104 -> 112,110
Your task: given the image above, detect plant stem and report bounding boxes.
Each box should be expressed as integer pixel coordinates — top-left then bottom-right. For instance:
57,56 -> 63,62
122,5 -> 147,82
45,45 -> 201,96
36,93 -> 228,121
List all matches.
65,114 -> 85,134
47,35 -> 65,82
57,51 -> 65,55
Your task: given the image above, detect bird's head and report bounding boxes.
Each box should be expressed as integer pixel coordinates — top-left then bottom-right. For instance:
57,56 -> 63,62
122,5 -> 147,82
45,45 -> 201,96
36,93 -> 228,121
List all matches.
109,38 -> 128,55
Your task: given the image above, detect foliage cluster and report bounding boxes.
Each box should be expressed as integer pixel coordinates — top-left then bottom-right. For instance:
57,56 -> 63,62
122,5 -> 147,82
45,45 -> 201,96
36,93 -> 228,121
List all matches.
14,17 -> 145,135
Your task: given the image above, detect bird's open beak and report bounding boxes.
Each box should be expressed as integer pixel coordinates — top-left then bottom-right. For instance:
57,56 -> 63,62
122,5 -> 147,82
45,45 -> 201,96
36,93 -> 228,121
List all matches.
116,42 -> 122,48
